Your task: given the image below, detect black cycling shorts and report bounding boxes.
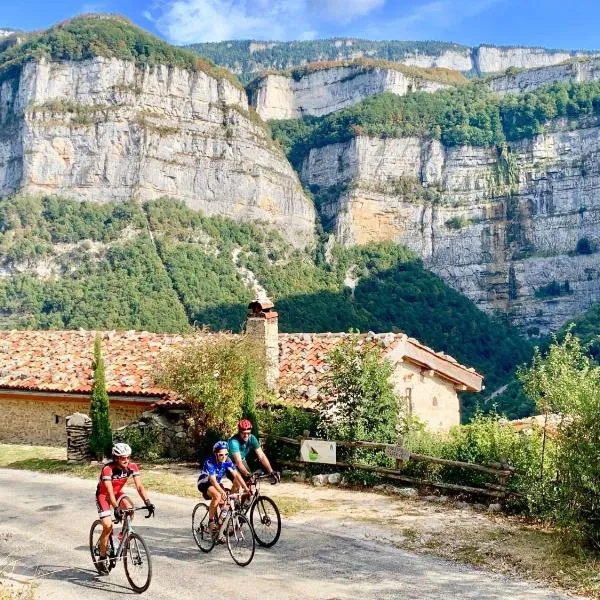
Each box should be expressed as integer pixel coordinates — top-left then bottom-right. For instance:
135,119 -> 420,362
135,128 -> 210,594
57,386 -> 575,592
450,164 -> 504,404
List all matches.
197,481 -> 211,500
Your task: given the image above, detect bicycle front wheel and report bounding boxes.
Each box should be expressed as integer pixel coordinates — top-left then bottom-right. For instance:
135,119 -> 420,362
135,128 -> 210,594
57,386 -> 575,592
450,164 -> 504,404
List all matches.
89,519 -> 114,574
250,496 -> 281,547
192,502 -> 215,553
123,532 -> 152,594
226,513 -> 255,567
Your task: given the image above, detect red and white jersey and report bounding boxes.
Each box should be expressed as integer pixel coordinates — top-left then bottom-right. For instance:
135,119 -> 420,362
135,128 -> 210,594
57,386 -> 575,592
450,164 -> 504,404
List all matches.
96,461 -> 140,497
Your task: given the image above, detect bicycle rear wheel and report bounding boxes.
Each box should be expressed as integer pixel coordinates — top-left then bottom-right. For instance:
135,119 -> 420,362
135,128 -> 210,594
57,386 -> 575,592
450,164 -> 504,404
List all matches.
89,519 -> 114,574
250,496 -> 281,547
226,513 -> 255,567
192,502 -> 215,553
123,532 -> 152,594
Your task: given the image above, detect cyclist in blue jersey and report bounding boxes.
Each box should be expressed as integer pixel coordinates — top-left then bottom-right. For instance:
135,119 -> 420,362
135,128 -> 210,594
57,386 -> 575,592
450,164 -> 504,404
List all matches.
228,419 -> 280,485
197,441 -> 249,531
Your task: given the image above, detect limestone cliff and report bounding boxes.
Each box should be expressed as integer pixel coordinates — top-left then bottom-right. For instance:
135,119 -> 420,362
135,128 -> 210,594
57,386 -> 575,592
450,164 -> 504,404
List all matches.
0,56 -> 316,247
488,57 -> 600,95
248,64 -> 454,120
191,38 -> 597,82
301,121 -> 600,334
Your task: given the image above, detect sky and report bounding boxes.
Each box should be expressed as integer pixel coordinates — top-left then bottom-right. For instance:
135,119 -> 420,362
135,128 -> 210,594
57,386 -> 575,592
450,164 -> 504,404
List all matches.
3,0 -> 600,50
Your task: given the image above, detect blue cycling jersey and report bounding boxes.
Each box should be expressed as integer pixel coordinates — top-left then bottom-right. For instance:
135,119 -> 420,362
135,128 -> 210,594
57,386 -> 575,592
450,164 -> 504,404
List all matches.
197,455 -> 236,486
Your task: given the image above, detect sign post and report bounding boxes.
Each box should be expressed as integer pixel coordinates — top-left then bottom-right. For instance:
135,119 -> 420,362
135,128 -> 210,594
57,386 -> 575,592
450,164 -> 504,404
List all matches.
385,444 -> 411,462
300,439 -> 337,465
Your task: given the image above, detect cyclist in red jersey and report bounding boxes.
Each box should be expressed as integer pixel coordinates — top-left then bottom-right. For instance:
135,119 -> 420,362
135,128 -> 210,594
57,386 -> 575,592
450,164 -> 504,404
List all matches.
95,443 -> 154,573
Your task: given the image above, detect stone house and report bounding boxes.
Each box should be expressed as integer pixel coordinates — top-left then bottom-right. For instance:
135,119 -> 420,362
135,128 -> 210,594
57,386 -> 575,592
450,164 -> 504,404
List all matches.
0,300 -> 483,445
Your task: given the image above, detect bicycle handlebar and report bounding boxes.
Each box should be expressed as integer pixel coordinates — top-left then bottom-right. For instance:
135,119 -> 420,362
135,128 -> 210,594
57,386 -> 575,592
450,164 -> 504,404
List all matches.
112,506 -> 154,523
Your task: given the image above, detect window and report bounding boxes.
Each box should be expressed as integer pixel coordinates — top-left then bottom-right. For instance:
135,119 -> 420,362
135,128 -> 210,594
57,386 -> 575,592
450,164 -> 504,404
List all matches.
432,396 -> 438,407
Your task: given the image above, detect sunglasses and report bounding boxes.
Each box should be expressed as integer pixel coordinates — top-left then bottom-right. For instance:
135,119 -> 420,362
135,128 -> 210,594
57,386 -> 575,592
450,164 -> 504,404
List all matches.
216,453 -> 228,457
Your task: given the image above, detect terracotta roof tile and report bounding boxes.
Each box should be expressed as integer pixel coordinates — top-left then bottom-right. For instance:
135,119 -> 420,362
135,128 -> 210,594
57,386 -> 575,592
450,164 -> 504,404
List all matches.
0,328 -> 483,409
0,330 -> 209,397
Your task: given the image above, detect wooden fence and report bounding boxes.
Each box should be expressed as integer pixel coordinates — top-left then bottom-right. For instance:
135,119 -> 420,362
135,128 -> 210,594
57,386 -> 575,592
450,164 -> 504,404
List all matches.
270,435 -> 519,498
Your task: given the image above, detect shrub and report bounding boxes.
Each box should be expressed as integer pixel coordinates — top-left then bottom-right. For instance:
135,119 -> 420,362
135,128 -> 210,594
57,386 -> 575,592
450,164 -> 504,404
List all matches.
113,419 -> 164,460
402,411 -> 544,502
445,215 -> 470,230
154,334 -> 265,443
519,332 -> 600,546
260,406 -> 320,462
575,237 -> 596,255
319,334 -> 399,445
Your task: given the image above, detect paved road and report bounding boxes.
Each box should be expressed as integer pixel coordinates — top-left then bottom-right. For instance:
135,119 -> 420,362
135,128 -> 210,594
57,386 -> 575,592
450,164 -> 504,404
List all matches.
0,469 -> 577,599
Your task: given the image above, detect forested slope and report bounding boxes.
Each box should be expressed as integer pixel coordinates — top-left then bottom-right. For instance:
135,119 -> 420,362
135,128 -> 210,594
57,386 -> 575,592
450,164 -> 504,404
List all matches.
0,194 -> 531,418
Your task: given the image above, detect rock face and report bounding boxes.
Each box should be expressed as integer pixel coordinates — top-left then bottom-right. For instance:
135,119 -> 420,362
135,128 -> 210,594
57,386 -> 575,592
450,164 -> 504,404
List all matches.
197,38 -> 597,81
474,46 -> 591,74
380,46 -> 594,75
249,66 -> 452,120
402,49 -> 473,72
301,121 -> 600,334
0,56 -> 316,247
488,57 -> 600,95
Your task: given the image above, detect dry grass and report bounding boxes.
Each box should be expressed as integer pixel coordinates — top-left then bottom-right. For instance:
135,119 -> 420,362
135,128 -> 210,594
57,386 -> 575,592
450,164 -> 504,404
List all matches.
0,582 -> 35,600
392,517 -> 600,598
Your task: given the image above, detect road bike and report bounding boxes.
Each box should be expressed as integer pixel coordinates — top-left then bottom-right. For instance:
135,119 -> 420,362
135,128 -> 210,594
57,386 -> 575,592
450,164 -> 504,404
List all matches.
89,506 -> 154,593
240,472 -> 281,548
192,492 -> 255,566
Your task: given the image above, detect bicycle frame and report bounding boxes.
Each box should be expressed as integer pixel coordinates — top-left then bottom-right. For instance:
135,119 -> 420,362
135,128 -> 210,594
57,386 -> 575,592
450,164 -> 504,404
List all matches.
215,492 -> 242,539
111,506 -> 150,561
240,473 -> 270,514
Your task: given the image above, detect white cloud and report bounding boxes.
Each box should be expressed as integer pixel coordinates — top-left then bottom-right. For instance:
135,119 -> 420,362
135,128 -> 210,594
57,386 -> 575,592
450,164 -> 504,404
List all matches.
147,0 -> 385,43
148,0 -> 308,43
306,0 -> 385,24
364,0 -> 503,39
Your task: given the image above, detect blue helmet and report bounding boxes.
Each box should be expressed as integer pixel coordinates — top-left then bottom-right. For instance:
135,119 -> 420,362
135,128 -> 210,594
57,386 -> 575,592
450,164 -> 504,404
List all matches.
213,440 -> 229,452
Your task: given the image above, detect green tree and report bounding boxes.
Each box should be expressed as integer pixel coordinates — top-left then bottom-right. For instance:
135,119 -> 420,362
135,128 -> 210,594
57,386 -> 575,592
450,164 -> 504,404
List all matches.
155,334 -> 265,444
519,332 -> 600,546
320,334 -> 399,444
89,336 -> 112,458
241,366 -> 260,439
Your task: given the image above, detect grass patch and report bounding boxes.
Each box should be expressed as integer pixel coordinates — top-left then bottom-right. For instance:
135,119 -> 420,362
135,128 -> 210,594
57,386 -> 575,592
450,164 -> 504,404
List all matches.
397,522 -> 600,598
0,583 -> 36,600
270,496 -> 310,517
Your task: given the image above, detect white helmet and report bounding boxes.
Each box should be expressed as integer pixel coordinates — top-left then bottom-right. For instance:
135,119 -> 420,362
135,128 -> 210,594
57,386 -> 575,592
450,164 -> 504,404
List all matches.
112,443 -> 132,457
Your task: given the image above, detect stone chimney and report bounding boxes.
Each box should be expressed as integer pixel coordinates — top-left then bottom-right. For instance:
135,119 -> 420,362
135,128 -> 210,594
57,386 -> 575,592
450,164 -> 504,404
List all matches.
245,297 -> 279,389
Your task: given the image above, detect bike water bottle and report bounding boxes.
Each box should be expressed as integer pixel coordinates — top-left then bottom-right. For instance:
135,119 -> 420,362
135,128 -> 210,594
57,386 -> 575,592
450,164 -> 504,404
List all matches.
221,505 -> 229,522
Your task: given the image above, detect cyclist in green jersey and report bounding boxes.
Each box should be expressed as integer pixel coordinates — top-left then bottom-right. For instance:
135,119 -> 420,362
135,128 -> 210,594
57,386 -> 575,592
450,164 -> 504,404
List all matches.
228,419 -> 280,485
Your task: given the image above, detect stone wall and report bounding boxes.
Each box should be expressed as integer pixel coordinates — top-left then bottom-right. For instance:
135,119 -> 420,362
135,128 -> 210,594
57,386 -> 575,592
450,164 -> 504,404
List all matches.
0,393 -> 149,445
390,362 -> 460,433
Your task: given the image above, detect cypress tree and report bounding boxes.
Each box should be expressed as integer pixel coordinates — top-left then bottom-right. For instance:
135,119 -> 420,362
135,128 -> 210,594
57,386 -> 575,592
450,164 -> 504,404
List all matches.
241,365 -> 260,439
89,336 -> 112,459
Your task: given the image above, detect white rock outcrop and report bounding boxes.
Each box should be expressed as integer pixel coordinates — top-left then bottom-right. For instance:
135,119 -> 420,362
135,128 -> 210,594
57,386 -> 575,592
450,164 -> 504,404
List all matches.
475,46 -> 594,74
301,121 -> 600,334
0,56 -> 316,247
249,65 -> 452,120
488,57 -> 600,95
